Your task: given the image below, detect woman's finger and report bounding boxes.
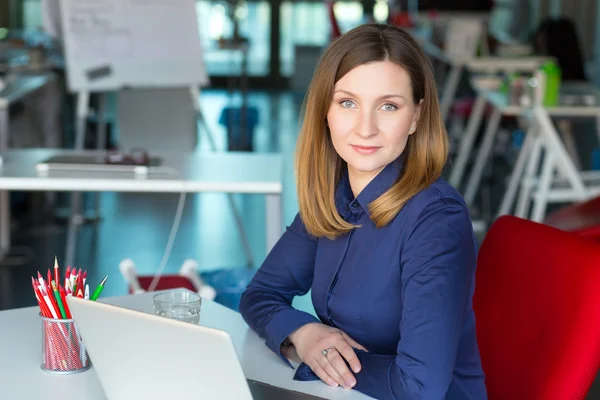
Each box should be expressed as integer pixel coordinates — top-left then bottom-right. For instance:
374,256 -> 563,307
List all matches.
325,348 -> 357,388
308,360 -> 339,388
334,339 -> 362,374
317,351 -> 348,388
342,332 -> 368,351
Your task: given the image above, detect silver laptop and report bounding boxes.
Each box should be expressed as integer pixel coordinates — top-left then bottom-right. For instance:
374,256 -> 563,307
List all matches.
66,297 -> 325,400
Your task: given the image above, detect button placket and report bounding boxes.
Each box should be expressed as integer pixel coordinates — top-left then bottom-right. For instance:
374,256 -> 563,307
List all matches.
325,230 -> 353,326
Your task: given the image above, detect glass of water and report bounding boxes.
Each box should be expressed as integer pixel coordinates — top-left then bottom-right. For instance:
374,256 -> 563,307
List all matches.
153,291 -> 201,324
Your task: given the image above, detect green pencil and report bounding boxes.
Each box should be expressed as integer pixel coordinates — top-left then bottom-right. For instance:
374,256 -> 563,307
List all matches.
90,276 -> 108,301
51,280 -> 67,319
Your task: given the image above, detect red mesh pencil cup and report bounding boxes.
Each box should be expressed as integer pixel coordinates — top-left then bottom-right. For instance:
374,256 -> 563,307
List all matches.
40,314 -> 90,374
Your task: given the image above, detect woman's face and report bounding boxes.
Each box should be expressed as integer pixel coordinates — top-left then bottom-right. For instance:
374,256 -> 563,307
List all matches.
327,61 -> 420,189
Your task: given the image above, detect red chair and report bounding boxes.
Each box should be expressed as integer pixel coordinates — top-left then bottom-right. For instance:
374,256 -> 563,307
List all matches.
119,258 -> 216,300
474,216 -> 600,399
544,195 -> 600,240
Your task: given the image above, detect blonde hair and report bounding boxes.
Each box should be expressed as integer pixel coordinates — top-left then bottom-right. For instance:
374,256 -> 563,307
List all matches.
295,24 -> 448,239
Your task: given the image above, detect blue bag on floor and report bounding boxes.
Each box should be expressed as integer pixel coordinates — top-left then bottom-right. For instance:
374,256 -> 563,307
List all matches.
200,268 -> 256,312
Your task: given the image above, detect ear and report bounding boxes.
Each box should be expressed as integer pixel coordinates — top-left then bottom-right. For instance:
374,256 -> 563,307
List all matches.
414,98 -> 424,122
409,99 -> 424,135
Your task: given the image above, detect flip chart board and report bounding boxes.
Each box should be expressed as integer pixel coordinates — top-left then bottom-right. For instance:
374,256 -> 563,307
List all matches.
59,0 -> 209,92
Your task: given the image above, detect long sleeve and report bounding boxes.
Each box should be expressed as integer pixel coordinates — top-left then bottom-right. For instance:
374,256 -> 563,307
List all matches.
239,213 -> 321,365
294,198 -> 478,399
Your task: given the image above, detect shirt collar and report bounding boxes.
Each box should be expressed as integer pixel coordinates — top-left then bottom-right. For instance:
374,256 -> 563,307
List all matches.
335,157 -> 404,219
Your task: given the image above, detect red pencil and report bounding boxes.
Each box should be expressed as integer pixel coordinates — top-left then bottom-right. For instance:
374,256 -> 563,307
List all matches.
47,270 -> 52,292
54,257 -> 59,289
44,283 -> 60,319
32,277 -> 51,318
76,269 -> 82,292
39,286 -> 58,319
65,265 -> 71,288
37,271 -> 44,287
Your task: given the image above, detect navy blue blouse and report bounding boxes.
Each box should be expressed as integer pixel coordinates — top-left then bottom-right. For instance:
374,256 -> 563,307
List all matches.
239,160 -> 487,400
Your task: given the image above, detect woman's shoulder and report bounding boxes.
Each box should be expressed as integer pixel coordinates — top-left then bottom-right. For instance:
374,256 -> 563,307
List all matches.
403,178 -> 470,219
391,179 -> 474,244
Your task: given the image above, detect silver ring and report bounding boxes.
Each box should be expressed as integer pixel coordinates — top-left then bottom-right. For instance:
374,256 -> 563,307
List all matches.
321,349 -> 329,357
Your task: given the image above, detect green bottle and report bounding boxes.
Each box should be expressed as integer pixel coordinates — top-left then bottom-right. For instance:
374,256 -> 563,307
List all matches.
540,61 -> 561,106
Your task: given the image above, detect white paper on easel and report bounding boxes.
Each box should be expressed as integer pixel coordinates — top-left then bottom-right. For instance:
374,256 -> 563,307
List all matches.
59,0 -> 209,92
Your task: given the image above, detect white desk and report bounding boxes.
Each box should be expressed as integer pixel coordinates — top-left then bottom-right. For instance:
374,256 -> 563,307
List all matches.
449,80 -> 600,221
0,291 -> 371,400
0,149 -> 284,263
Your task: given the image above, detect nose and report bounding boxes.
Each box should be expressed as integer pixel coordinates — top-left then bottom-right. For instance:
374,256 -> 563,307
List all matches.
355,109 -> 378,139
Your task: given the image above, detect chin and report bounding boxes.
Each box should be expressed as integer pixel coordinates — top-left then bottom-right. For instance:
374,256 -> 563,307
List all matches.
346,159 -> 388,174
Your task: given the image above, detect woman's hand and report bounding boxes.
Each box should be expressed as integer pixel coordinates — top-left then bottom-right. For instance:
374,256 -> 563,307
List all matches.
288,323 -> 367,389
280,343 -> 302,363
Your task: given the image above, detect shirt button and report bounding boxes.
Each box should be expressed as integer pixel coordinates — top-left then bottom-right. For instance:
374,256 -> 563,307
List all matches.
352,202 -> 360,208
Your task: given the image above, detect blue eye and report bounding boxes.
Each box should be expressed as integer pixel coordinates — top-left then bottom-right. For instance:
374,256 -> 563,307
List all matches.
381,103 -> 397,111
340,100 -> 356,108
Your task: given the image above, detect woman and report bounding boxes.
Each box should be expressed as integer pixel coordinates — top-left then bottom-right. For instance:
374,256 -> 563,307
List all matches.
239,24 -> 487,400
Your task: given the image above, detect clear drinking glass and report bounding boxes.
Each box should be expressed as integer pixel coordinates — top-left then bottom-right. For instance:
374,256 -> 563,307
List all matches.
153,291 -> 202,324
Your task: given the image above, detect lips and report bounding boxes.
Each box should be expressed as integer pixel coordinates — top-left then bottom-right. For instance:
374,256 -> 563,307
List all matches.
350,145 -> 381,155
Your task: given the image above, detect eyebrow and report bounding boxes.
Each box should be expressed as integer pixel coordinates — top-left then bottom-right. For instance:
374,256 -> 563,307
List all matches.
333,89 -> 407,101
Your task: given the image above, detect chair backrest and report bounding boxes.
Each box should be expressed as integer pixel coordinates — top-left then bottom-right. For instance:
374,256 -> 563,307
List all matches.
135,276 -> 197,293
544,195 -> 600,237
119,258 -> 199,294
474,216 -> 600,400
117,88 -> 197,152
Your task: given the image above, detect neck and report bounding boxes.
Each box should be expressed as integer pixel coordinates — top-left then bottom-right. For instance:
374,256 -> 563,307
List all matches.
348,166 -> 385,198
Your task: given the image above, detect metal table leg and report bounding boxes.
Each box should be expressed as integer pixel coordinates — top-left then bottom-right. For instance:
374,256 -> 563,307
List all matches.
497,122 -> 536,217
64,91 -> 90,266
265,194 -> 282,255
440,65 -> 462,121
449,95 -> 486,188
0,107 -> 9,262
515,136 -> 543,218
464,108 -> 502,206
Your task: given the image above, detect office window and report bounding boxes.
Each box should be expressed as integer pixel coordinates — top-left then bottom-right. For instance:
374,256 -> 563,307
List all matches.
22,0 -> 42,29
279,1 -> 329,77
196,1 -> 270,77
280,0 -> 386,77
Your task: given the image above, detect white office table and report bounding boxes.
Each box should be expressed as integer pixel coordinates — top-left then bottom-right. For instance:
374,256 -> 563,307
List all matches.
0,74 -> 55,150
448,59 -> 552,194
450,80 -> 600,220
0,149 -> 284,263
0,291 -> 371,400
